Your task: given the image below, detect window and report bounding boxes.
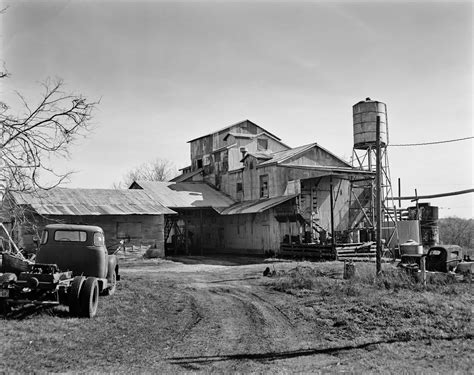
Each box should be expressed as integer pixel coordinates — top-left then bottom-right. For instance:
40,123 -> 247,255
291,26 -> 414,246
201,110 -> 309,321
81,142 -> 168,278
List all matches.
257,138 -> 268,151
40,230 -> 48,245
93,232 -> 105,246
236,182 -> 243,193
260,174 -> 269,198
197,159 -> 203,168
54,230 -> 87,242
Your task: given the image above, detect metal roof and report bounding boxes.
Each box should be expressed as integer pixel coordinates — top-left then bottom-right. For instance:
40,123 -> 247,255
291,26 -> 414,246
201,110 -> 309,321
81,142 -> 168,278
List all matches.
11,188 -> 176,216
223,132 -> 255,140
279,164 -> 375,177
220,195 -> 297,215
257,143 -> 353,168
241,151 -> 273,162
257,143 -> 316,167
187,120 -> 281,143
223,132 -> 288,147
170,168 -> 203,183
132,181 -> 235,209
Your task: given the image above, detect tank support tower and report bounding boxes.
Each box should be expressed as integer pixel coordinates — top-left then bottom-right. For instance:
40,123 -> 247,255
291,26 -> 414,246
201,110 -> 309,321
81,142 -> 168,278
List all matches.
349,98 -> 398,248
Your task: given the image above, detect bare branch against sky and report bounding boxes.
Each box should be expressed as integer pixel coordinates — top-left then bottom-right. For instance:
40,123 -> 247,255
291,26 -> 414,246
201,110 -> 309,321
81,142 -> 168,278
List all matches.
1,0 -> 472,217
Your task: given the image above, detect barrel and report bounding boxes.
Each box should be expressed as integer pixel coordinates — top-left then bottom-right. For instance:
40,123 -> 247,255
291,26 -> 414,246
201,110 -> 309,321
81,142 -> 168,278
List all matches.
400,240 -> 423,255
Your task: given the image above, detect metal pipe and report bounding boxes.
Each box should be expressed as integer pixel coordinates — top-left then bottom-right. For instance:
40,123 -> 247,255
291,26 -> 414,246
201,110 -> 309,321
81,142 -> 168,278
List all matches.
392,188 -> 474,201
398,178 -> 401,208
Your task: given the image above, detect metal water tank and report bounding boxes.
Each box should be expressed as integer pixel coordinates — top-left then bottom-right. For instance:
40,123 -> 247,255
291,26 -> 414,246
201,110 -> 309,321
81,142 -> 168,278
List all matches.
400,239 -> 423,255
353,98 -> 388,150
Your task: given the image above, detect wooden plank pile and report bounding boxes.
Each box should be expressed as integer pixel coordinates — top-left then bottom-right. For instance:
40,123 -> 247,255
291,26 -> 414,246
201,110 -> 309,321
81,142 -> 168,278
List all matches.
279,244 -> 336,261
336,242 -> 377,261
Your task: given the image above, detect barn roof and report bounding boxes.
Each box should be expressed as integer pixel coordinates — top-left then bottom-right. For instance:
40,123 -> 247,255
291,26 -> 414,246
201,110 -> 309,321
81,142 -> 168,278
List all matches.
187,119 -> 281,143
130,181 -> 235,210
170,168 -> 203,183
219,195 -> 297,215
10,188 -> 176,216
257,143 -> 353,168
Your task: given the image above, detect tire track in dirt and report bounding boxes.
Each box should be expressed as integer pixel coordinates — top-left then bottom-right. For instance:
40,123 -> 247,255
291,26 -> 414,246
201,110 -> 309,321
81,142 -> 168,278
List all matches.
167,282 -> 300,365
167,293 -> 203,351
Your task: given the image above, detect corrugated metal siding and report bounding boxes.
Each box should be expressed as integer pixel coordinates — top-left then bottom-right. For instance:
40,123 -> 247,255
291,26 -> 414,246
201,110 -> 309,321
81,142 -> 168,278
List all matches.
12,188 -> 176,216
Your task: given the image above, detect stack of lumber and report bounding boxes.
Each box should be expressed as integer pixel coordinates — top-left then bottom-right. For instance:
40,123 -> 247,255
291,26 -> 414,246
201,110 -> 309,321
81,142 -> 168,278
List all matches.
279,243 -> 336,261
336,242 -> 377,261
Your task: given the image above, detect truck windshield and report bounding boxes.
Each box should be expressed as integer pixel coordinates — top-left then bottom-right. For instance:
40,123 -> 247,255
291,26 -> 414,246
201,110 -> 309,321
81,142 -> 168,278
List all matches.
54,230 -> 87,242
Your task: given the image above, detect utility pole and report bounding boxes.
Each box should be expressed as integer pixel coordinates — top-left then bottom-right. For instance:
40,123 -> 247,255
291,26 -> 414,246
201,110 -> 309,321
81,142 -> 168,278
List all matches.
375,116 -> 382,275
330,176 -> 335,250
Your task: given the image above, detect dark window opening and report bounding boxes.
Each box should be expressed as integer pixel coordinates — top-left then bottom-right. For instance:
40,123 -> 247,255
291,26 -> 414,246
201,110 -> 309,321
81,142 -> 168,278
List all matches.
260,175 -> 269,198
197,159 -> 203,168
236,182 -> 243,193
257,138 -> 268,151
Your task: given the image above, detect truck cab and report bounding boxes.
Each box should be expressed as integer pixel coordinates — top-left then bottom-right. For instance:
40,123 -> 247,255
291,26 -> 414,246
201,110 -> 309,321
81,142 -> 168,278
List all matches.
37,224 -> 119,293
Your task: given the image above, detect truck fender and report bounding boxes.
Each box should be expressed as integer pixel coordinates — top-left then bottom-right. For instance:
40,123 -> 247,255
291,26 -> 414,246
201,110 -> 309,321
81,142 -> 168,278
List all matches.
106,255 -> 118,283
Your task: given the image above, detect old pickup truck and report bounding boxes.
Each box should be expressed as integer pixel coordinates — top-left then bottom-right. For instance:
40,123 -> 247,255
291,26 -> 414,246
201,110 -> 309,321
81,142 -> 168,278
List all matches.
0,224 -> 120,318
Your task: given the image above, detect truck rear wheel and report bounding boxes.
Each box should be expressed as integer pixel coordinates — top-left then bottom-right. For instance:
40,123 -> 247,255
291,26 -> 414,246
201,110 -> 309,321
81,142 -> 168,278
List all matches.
80,277 -> 99,318
68,276 -> 86,316
104,270 -> 117,296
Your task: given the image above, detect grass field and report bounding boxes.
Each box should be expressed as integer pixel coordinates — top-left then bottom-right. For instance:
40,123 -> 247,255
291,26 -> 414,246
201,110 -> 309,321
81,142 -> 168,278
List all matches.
1,258 -> 472,373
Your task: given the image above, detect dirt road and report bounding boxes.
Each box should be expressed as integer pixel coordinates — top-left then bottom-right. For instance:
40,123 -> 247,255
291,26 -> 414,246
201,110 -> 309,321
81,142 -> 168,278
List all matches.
1,256 -> 472,373
116,257 -> 472,373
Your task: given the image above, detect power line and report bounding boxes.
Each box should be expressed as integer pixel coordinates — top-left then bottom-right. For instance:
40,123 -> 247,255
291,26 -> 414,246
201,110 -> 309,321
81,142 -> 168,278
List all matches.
389,136 -> 473,147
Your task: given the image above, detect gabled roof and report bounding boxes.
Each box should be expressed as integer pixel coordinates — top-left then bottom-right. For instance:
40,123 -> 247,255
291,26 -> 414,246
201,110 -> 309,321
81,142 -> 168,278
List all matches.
130,181 -> 235,210
9,188 -> 176,216
170,168 -> 203,183
257,143 -> 352,168
240,151 -> 273,162
220,195 -> 297,215
223,132 -> 255,140
256,143 -> 316,167
187,119 -> 281,143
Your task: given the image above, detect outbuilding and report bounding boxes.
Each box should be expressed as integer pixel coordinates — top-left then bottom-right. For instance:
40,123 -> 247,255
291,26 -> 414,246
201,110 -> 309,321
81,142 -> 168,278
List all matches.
1,188 -> 175,256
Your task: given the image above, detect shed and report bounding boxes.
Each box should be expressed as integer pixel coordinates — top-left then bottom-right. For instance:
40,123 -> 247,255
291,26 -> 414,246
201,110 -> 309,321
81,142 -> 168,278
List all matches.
2,188 -> 175,256
129,181 -> 236,254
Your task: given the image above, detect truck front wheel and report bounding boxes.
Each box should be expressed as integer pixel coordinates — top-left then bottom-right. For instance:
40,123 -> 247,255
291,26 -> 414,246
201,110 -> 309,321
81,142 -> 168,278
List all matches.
80,277 -> 99,318
68,276 -> 85,316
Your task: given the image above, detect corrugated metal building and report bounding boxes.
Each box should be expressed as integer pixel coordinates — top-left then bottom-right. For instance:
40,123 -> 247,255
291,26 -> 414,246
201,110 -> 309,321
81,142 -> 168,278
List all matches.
2,188 -> 175,255
135,120 -> 375,256
129,181 -> 236,254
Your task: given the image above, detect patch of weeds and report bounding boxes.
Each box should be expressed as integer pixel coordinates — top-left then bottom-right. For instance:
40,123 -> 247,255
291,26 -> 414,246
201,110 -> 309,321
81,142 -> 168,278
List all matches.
272,268 -> 315,293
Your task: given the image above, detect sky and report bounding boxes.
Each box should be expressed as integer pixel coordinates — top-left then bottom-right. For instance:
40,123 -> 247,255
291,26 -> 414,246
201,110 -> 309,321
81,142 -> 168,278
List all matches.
1,0 -> 472,218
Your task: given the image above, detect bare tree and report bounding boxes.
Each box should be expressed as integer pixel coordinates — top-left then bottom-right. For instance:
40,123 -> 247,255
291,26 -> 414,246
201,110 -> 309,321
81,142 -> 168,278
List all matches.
115,158 -> 178,188
1,78 -> 97,193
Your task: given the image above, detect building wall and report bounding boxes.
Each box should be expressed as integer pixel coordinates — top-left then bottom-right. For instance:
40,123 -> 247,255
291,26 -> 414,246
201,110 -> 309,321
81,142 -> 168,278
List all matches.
218,211 -> 281,255
190,121 -> 262,164
7,213 -> 165,256
190,122 -> 289,189
171,208 -> 283,255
